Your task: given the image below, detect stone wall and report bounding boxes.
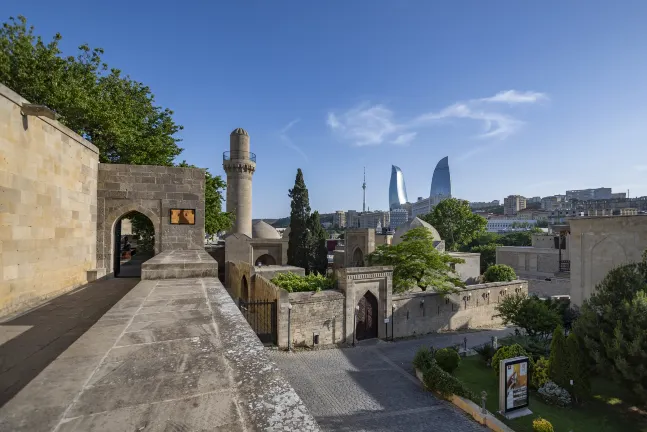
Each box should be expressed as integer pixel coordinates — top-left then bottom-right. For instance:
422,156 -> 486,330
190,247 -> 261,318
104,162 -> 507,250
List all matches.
0,84 -> 99,318
526,277 -> 570,298
96,164 -> 205,273
448,252 -> 480,284
285,290 -> 346,347
569,215 -> 647,305
496,246 -> 559,278
391,280 -> 528,338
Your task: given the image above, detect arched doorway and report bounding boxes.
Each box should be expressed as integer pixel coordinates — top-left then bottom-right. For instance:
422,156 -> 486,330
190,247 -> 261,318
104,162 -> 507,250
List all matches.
241,275 -> 249,301
113,211 -> 156,278
356,291 -> 378,341
255,254 -> 277,266
352,247 -> 364,267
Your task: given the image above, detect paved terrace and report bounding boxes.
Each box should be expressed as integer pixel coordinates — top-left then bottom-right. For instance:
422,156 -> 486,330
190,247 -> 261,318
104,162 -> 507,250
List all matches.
0,251 -> 319,432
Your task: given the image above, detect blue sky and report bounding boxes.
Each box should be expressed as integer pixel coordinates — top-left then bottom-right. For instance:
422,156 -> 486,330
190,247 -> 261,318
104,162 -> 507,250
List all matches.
6,1 -> 647,218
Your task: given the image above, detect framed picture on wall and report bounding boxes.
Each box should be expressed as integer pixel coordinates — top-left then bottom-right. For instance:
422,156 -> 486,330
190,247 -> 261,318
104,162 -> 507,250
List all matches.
170,209 -> 196,225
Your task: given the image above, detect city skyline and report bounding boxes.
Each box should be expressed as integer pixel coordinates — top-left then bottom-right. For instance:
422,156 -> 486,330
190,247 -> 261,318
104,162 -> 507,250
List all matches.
7,2 -> 647,218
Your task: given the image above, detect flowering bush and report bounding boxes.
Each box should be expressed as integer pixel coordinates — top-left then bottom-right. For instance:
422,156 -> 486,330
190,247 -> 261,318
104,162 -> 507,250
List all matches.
532,417 -> 554,432
538,381 -> 572,407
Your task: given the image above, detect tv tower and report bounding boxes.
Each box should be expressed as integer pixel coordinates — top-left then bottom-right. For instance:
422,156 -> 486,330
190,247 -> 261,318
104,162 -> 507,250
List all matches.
362,167 -> 366,212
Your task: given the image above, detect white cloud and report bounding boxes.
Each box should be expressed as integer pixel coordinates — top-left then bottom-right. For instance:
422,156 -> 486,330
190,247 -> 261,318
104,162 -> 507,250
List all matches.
479,90 -> 549,104
279,119 -> 308,162
327,89 -> 547,149
391,132 -> 417,146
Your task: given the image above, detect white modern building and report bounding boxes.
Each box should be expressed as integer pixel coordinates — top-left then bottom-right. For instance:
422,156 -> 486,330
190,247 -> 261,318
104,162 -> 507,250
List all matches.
486,219 -> 537,233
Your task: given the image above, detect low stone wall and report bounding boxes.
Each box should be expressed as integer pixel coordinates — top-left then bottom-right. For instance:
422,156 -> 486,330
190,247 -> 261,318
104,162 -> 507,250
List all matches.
284,290 -> 346,348
392,280 -> 528,338
526,277 -> 570,298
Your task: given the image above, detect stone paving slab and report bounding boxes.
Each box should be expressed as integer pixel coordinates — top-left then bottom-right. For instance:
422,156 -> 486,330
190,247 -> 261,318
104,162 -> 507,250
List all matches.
0,277 -> 319,432
141,250 -> 218,280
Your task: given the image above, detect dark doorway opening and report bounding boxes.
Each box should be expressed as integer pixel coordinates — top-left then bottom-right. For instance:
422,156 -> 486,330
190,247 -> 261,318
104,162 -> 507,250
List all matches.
255,254 -> 277,266
114,211 -> 155,278
352,247 -> 364,267
241,275 -> 249,301
356,291 -> 378,341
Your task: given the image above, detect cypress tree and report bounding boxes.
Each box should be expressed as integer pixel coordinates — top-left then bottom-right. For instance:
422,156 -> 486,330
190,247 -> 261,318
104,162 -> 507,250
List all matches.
548,325 -> 569,388
566,332 -> 590,403
287,169 -> 311,270
307,211 -> 329,275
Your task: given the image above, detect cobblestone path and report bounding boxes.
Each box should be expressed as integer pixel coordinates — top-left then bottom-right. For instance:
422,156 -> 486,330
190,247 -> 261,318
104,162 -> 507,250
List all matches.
270,328 -> 513,431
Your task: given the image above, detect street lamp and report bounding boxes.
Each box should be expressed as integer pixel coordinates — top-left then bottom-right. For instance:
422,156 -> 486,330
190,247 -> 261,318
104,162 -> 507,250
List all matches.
391,304 -> 396,341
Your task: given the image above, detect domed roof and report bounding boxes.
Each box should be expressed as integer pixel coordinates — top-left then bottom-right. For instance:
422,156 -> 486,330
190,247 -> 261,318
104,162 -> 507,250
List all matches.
230,127 -> 249,136
252,220 -> 281,239
392,217 -> 441,245
282,226 -> 291,239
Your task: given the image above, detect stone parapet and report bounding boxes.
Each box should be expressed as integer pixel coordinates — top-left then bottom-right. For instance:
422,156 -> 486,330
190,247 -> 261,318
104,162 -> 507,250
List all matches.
141,250 -> 217,280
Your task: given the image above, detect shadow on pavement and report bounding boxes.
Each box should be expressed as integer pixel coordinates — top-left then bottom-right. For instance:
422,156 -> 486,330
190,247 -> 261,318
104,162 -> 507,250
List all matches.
0,277 -> 139,407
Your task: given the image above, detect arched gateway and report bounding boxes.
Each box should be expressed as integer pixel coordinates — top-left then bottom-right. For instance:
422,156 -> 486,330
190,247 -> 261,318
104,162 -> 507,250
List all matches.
356,291 -> 378,340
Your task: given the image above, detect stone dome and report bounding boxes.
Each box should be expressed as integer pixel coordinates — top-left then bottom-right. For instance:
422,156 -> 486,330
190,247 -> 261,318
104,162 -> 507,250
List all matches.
392,217 -> 441,245
230,127 -> 249,136
252,220 -> 281,239
282,226 -> 291,239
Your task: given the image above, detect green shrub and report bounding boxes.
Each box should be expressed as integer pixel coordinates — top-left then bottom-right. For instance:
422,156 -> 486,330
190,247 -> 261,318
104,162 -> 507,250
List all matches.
566,332 -> 590,402
548,326 -> 569,388
422,361 -> 475,401
413,347 -> 435,372
495,294 -> 562,340
434,348 -> 461,373
532,417 -> 554,432
531,357 -> 550,390
270,272 -> 333,293
483,264 -> 516,282
492,344 -> 532,375
474,343 -> 496,366
499,334 -> 550,361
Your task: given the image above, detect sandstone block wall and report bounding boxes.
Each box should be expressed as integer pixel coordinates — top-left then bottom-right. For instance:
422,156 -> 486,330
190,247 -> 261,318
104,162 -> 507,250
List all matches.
0,84 -> 99,318
391,280 -> 528,338
96,164 -> 205,273
284,290 -> 346,348
497,246 -> 559,278
526,277 -> 570,298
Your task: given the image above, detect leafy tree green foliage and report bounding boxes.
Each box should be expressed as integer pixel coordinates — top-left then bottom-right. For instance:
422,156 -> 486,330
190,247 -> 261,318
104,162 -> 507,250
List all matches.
499,334 -> 550,361
574,257 -> 647,403
287,169 -> 311,270
177,161 -> 232,235
367,227 -> 465,294
495,294 -> 562,340
0,16 -> 182,165
532,357 -> 550,390
129,212 -> 155,253
270,272 -> 333,293
492,344 -> 533,375
483,264 -> 516,282
307,211 -> 328,275
566,332 -> 590,403
423,198 -> 487,251
435,348 -> 461,373
548,326 -> 569,389
499,231 -> 533,247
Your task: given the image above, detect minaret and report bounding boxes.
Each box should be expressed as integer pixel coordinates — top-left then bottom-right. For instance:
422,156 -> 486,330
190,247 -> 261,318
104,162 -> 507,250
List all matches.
362,167 -> 366,213
223,128 -> 256,237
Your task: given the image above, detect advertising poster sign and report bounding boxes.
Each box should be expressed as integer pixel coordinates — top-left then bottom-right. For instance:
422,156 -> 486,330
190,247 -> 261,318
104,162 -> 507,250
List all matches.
498,356 -> 531,417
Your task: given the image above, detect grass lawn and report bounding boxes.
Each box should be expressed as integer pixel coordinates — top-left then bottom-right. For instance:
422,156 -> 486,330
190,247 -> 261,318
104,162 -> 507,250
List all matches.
454,355 -> 647,432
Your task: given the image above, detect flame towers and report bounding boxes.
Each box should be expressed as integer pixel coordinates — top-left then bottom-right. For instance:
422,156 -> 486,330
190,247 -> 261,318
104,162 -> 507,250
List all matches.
389,165 -> 409,210
430,156 -> 451,203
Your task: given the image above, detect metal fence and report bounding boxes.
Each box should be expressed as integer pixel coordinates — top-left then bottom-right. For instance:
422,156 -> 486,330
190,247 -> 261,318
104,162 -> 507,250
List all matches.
238,298 -> 277,345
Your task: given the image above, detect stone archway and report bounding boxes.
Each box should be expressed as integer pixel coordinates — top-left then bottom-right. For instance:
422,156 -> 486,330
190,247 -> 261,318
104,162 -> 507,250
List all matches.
241,275 -> 249,301
352,247 -> 364,267
356,291 -> 378,341
255,254 -> 277,266
113,211 -> 156,277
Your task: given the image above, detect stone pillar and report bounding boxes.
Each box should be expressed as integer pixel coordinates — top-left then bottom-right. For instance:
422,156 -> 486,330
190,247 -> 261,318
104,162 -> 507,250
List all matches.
223,128 -> 256,237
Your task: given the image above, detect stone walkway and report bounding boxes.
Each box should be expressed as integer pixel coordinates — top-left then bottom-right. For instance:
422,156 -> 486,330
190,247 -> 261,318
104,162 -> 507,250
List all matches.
270,327 -> 513,432
0,277 -> 139,407
1,273 -> 318,431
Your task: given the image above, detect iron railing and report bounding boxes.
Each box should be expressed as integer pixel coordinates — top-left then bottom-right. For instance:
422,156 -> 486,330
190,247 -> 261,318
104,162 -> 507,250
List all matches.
223,151 -> 256,163
239,298 -> 277,345
559,260 -> 571,272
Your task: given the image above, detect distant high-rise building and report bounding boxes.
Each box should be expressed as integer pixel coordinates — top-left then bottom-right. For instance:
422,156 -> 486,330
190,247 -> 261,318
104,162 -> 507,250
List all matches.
504,195 -> 527,216
411,196 -> 432,219
346,210 -> 360,228
527,196 -> 541,204
430,156 -> 451,201
566,188 -> 612,201
359,211 -> 390,230
389,208 -> 409,229
334,210 -> 346,228
388,165 -> 409,210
